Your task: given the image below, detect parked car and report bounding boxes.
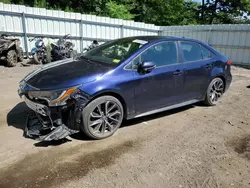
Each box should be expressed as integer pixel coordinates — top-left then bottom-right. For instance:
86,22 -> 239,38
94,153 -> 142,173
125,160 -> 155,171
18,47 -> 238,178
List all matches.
18,36 -> 232,141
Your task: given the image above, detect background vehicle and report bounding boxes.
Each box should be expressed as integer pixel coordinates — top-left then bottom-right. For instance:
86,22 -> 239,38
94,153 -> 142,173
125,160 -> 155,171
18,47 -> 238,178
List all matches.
18,36 -> 232,141
82,40 -> 99,53
0,34 -> 23,67
29,36 -> 51,64
50,34 -> 77,61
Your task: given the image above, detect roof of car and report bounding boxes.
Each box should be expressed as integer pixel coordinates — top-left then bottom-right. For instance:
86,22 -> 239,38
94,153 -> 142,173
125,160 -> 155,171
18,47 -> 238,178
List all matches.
122,35 -> 195,42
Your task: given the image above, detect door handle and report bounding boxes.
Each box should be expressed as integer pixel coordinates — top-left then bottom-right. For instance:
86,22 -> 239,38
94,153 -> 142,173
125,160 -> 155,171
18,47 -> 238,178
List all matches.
204,64 -> 212,69
173,70 -> 183,76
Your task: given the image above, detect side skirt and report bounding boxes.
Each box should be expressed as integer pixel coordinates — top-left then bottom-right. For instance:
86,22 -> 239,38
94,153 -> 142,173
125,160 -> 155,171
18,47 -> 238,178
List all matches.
134,99 -> 200,118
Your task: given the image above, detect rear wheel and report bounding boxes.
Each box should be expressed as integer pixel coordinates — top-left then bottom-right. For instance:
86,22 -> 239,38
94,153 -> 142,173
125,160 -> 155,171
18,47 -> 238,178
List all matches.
81,96 -> 124,139
6,50 -> 18,67
203,77 -> 224,106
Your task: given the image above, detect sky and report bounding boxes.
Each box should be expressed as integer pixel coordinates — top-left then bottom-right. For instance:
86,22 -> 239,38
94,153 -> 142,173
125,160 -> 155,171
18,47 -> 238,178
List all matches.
193,0 -> 202,3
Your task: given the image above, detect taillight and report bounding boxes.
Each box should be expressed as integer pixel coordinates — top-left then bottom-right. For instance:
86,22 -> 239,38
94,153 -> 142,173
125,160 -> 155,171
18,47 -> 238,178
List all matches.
227,60 -> 232,65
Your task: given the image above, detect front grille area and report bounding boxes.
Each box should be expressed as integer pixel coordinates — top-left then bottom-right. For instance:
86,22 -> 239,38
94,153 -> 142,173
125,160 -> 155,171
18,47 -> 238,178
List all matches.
25,94 -> 48,106
24,97 -> 50,116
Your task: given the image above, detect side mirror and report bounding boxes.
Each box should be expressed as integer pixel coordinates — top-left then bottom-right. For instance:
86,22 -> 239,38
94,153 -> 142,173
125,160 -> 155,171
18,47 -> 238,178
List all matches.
139,61 -> 156,73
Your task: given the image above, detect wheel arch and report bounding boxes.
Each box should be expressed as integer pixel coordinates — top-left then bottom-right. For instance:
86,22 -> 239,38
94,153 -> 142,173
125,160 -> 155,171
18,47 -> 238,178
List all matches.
88,91 -> 128,119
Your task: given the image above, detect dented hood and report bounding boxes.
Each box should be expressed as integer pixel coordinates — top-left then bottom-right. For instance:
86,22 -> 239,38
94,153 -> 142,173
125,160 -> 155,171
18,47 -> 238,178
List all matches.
24,58 -> 113,90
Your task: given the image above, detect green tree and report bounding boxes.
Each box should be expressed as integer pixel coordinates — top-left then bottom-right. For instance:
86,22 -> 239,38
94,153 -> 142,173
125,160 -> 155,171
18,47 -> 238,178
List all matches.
199,0 -> 250,24
130,0 -> 199,26
0,0 -> 12,3
2,0 -> 250,25
34,0 -> 46,8
105,1 -> 134,20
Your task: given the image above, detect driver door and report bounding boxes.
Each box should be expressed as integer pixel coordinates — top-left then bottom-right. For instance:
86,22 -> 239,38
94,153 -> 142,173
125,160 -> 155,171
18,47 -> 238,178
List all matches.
131,41 -> 183,115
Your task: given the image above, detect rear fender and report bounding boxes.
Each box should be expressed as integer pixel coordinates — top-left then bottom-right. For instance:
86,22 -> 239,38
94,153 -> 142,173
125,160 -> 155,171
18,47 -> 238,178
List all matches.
210,66 -> 224,81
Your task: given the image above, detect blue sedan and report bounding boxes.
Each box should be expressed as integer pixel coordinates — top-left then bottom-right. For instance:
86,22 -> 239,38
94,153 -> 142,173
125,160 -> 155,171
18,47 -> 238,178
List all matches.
18,36 -> 232,141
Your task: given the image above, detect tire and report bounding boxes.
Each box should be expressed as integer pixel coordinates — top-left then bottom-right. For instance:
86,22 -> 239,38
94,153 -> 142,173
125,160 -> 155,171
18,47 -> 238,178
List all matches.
33,53 -> 42,64
6,50 -> 18,67
44,51 -> 51,64
81,95 -> 124,140
45,55 -> 51,64
203,77 -> 224,106
17,47 -> 24,62
69,50 -> 77,58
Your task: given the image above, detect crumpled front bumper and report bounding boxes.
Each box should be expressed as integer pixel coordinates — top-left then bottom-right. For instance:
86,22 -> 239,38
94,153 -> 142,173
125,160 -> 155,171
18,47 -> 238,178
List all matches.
23,91 -> 89,141
25,113 -> 79,141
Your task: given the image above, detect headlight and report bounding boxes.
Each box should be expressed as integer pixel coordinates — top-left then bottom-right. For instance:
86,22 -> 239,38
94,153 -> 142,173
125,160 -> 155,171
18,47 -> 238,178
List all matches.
28,87 -> 78,106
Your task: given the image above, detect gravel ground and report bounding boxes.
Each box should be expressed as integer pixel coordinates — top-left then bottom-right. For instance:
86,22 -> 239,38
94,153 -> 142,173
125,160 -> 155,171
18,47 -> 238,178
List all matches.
0,64 -> 250,188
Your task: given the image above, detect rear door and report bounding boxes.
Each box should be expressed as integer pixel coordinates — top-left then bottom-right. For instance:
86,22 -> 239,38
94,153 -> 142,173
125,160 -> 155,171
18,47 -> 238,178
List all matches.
178,41 -> 213,100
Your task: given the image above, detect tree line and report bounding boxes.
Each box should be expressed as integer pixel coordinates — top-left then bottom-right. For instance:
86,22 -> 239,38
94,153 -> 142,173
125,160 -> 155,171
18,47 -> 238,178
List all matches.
1,0 -> 250,25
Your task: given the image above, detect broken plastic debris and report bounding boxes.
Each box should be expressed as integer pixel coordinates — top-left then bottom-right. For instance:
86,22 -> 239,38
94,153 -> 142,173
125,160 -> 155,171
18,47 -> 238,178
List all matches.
38,124 -> 79,141
25,113 -> 79,141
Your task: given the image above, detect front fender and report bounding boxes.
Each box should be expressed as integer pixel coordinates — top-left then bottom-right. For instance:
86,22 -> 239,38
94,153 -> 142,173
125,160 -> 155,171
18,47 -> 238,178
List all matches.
79,80 -> 134,119
80,82 -> 125,100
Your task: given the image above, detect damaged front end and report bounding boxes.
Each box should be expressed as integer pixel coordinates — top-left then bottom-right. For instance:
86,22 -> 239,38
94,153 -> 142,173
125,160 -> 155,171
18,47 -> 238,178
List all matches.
19,84 -> 89,141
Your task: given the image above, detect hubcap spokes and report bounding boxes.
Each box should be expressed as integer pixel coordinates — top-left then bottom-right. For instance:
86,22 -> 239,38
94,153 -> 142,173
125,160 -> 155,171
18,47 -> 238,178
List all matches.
89,101 -> 121,136
209,80 -> 224,103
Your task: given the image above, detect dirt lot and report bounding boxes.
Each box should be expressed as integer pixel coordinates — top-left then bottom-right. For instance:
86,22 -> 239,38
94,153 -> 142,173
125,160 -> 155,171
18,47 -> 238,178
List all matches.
0,64 -> 250,188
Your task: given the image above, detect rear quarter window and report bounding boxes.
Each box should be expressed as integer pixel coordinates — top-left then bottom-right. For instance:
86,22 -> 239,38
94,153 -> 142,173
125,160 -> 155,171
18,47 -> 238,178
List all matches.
200,44 -> 214,59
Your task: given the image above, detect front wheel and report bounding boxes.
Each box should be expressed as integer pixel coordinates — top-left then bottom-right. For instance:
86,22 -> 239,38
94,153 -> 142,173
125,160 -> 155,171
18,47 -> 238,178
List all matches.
81,96 -> 124,139
6,50 -> 18,67
203,77 -> 224,106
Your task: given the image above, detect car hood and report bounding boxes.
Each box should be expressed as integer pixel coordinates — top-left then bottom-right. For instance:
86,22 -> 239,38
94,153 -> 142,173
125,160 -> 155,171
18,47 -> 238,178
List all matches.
23,58 -> 113,90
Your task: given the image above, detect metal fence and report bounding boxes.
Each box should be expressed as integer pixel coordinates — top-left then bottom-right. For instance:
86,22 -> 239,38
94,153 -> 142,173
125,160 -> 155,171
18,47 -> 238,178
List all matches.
0,3 -> 159,55
1,3 -> 250,66
160,25 -> 250,66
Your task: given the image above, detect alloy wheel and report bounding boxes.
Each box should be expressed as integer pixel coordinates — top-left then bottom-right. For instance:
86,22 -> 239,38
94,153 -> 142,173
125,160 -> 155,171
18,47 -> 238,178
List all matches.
88,100 -> 122,137
209,79 -> 224,104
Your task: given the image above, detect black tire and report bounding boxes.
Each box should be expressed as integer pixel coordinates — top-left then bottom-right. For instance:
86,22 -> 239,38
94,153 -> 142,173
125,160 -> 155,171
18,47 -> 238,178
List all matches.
33,53 -> 42,64
6,50 -> 18,67
44,51 -> 51,64
81,95 -> 124,140
17,47 -> 24,62
69,50 -> 77,58
203,77 -> 224,106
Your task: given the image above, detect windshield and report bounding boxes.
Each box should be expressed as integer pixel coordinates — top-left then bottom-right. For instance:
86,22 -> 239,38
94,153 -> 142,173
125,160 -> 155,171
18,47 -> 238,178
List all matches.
81,38 -> 148,65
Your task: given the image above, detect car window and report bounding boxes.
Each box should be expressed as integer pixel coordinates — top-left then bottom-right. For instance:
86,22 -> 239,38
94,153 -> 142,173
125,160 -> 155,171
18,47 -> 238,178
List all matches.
180,41 -> 202,62
200,45 -> 213,59
125,56 -> 140,70
82,38 -> 147,65
129,41 -> 177,69
132,56 -> 141,69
